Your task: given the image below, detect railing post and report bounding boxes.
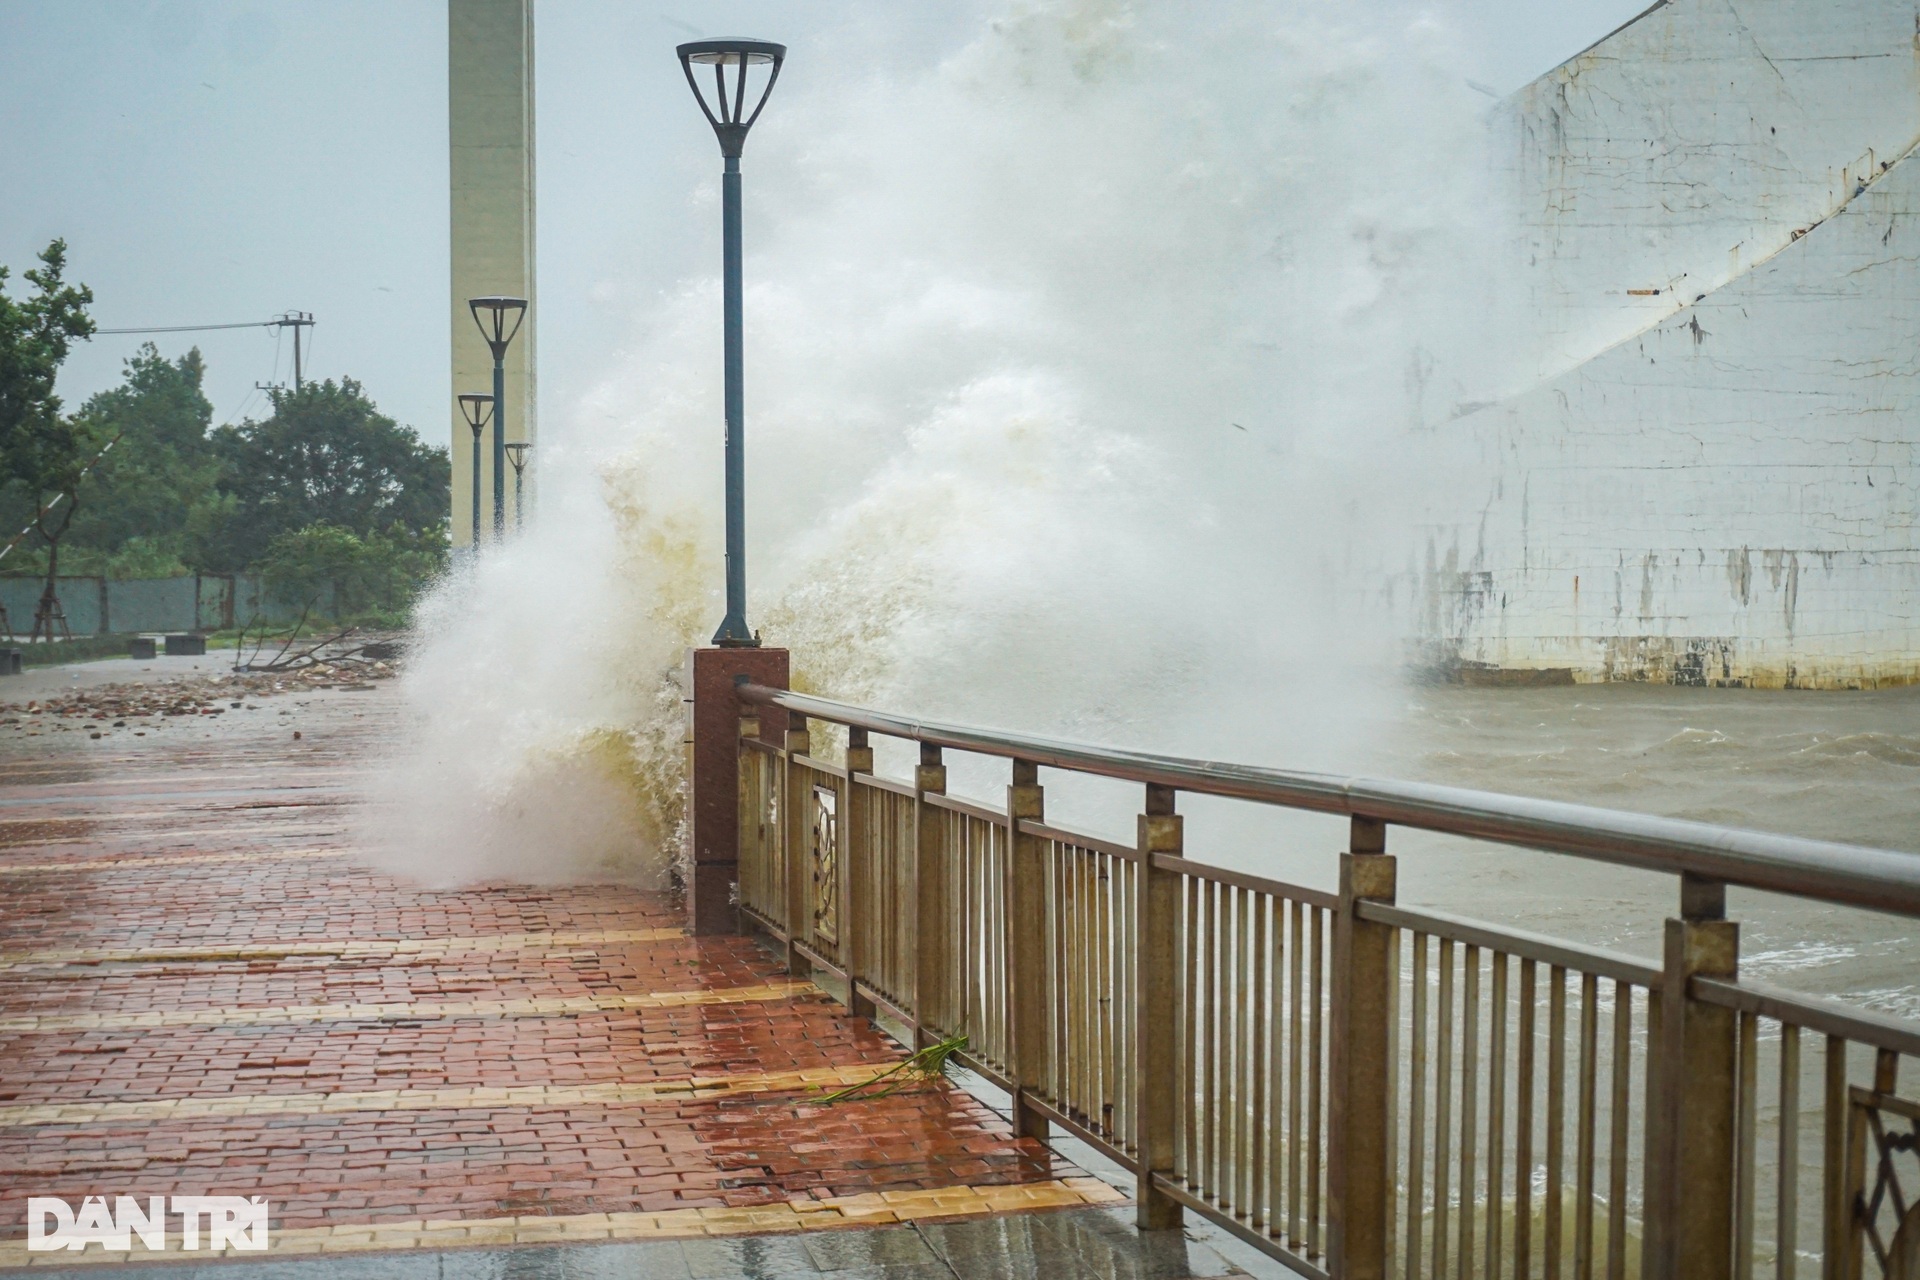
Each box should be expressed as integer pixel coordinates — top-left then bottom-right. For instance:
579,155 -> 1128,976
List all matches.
913,744 -> 948,1049
1328,816 -> 1396,1280
683,646 -> 789,936
1007,759 -> 1049,1141
783,715 -> 812,977
1649,873 -> 1740,1280
1134,782 -> 1183,1231
845,727 -> 876,1021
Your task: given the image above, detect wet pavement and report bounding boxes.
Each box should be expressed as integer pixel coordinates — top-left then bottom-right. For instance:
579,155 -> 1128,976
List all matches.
0,674 -> 1234,1274
8,1206 -> 1246,1277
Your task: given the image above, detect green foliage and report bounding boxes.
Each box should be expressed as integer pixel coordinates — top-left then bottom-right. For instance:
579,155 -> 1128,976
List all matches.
256,521 -> 447,624
64,344 -> 220,559
817,1033 -> 970,1104
197,379 -> 449,573
0,239 -> 95,482
1,243 -> 450,624
0,240 -> 97,567
5,536 -> 189,580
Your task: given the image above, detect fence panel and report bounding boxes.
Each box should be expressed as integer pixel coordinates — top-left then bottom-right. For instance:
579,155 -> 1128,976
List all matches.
1029,826 -> 1138,1160
849,776 -> 918,1019
724,683 -> 1920,1280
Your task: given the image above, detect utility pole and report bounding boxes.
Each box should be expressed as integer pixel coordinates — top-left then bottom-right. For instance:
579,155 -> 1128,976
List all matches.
269,312 -> 315,389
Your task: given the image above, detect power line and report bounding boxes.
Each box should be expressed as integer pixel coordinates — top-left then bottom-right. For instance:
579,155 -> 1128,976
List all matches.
94,319 -> 282,334
94,311 -> 316,390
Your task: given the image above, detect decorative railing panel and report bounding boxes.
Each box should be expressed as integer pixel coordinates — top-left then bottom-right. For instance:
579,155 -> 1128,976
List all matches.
737,738 -> 781,929
716,681 -> 1920,1280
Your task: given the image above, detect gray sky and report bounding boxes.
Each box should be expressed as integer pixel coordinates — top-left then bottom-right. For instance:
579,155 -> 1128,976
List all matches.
0,0 -> 1649,448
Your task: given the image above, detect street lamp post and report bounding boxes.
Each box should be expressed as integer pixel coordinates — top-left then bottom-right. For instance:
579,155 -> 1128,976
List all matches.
504,441 -> 532,532
468,296 -> 528,543
677,37 -> 786,648
456,393 -> 494,552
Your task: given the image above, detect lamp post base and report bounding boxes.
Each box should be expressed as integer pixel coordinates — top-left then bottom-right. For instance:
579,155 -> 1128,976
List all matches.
710,614 -> 759,648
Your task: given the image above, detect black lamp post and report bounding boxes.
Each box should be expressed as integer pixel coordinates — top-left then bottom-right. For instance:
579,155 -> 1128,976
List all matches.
504,440 -> 532,531
457,393 -> 494,551
468,296 -> 528,543
677,37 -> 785,648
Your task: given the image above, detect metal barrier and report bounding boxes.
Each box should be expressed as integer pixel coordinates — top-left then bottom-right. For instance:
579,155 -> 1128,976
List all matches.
721,681 -> 1920,1280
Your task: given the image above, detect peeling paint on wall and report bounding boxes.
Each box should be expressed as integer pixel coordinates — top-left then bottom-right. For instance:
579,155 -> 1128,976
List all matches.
1412,0 -> 1920,689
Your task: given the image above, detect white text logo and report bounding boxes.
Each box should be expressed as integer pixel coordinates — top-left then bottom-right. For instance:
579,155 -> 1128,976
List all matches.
26,1196 -> 270,1252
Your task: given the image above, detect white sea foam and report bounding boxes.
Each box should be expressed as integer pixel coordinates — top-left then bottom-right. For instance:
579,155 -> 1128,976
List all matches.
364,0 -> 1512,887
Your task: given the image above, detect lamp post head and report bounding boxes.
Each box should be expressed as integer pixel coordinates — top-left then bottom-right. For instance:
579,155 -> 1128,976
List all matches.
468,296 -> 528,360
504,441 -> 532,474
676,38 -> 786,159
457,392 -> 495,435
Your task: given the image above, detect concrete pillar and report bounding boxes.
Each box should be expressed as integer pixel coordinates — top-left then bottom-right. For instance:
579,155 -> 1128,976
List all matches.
449,0 -> 536,548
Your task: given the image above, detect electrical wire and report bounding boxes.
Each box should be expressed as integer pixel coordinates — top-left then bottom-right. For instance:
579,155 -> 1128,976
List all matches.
93,320 -> 285,335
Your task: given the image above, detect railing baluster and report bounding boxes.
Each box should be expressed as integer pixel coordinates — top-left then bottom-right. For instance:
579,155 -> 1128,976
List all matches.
1575,972 -> 1597,1280
783,716 -> 811,975
1291,897 -> 1306,1248
1436,937 -> 1456,1280
1234,884 -> 1250,1218
1519,957 -> 1538,1280
1641,984 -> 1663,1278
1184,873 -> 1200,1185
1461,944 -> 1482,1280
1101,849 -> 1116,1139
912,745 -> 946,1045
1251,890 -> 1267,1228
1079,844 -> 1094,1124
1328,818 -> 1396,1280
1545,963 -> 1565,1280
1777,1024 -> 1799,1280
1490,952 -> 1509,1280
1820,1037 -> 1846,1280
1134,782 -> 1183,1230
1653,875 -> 1740,1280
1007,759 -> 1048,1139
1409,932 -> 1430,1280
1310,902 -> 1326,1259
1736,1009 -> 1758,1280
1203,876 -> 1219,1202
845,729 -> 873,1019
1606,982 -> 1632,1280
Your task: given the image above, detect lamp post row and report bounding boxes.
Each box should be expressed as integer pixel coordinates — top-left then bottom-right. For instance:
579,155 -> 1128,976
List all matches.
460,297 -> 530,546
458,34 -> 784,654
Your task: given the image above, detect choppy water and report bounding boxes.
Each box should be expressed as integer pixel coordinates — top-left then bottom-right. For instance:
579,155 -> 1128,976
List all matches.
1381,684 -> 1920,1010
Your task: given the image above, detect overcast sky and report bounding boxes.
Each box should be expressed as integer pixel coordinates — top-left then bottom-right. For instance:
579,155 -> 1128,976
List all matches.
0,0 -> 1649,450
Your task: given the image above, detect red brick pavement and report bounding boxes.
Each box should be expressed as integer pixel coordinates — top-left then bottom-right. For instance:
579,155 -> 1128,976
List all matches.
0,686 -> 1074,1237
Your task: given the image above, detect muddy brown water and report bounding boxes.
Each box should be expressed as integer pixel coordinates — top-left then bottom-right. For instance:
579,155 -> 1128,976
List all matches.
1385,683 -> 1920,1011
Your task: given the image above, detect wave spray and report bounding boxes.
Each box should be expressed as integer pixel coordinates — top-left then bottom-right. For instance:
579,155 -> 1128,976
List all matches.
365,0 -> 1512,886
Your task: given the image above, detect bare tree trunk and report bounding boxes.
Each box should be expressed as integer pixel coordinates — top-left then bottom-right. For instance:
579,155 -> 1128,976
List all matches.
30,495 -> 77,644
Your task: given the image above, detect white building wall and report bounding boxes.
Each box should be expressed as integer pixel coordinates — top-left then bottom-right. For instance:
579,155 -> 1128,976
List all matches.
1416,0 -> 1920,687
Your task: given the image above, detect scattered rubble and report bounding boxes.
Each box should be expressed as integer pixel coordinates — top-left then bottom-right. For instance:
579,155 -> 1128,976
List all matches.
0,636 -> 403,730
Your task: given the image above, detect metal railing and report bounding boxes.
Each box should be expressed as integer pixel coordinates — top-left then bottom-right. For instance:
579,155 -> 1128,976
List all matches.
721,681 -> 1920,1280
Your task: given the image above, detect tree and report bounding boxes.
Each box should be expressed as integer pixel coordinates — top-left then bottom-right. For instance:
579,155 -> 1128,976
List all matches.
64,344 -> 218,570
195,378 -> 448,572
256,521 -> 448,624
0,240 -> 96,638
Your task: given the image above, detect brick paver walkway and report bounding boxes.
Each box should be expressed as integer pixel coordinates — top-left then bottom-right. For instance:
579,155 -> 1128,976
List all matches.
0,683 -> 1118,1267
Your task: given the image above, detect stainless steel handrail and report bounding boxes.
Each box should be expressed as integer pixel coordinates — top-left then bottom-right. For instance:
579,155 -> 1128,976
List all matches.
738,684 -> 1920,919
